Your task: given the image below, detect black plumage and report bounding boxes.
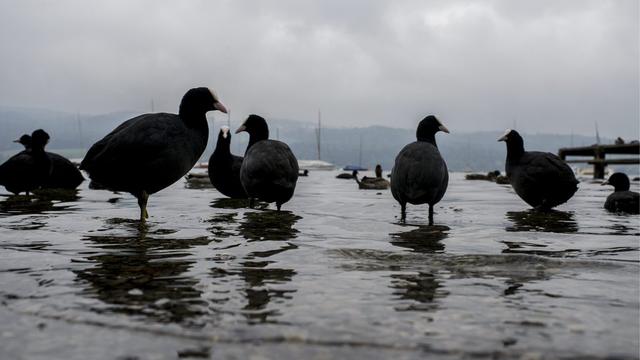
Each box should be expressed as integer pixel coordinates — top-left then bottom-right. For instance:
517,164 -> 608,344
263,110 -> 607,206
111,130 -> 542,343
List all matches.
498,129 -> 578,209
208,126 -> 247,199
0,129 -> 52,195
80,87 -> 227,221
236,114 -> 298,210
603,173 -> 639,214
16,134 -> 84,189
391,115 -> 449,224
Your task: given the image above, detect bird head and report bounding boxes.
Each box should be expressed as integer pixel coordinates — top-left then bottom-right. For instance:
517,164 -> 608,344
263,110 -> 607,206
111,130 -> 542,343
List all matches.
14,134 -> 32,149
416,115 -> 449,142
179,87 -> 227,118
235,114 -> 269,142
498,128 -> 523,143
498,129 -> 525,158
602,172 -> 630,192
30,129 -> 50,149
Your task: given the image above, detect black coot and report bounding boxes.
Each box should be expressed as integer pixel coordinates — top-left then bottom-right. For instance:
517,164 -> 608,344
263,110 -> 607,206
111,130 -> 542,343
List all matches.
15,134 -> 31,149
391,115 -> 449,224
336,170 -> 358,179
498,129 -> 578,209
80,87 -> 227,221
16,134 -> 84,189
236,114 -> 298,210
603,173 -> 639,214
208,126 -> 246,198
0,129 -> 52,195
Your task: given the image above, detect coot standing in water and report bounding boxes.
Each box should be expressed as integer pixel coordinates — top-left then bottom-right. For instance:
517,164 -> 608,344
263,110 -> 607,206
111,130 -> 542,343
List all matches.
81,87 -> 227,221
208,126 -> 246,198
236,114 -> 298,210
391,115 -> 449,224
498,129 -> 578,210
603,173 -> 639,214
15,134 -> 84,189
0,129 -> 52,195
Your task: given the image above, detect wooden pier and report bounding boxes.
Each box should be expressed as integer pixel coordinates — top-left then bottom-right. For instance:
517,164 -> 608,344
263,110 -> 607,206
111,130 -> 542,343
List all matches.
558,143 -> 640,179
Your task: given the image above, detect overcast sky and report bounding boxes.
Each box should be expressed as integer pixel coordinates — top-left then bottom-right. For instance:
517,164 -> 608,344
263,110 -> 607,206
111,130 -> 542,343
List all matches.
0,0 -> 637,137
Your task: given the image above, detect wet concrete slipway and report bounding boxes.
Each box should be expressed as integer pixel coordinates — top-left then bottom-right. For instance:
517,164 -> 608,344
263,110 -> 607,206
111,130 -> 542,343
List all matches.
0,171 -> 638,359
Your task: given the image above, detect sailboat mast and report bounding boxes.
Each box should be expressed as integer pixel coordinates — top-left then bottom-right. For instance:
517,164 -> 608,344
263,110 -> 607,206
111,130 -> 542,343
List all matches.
77,113 -> 84,151
316,109 -> 322,160
358,133 -> 363,167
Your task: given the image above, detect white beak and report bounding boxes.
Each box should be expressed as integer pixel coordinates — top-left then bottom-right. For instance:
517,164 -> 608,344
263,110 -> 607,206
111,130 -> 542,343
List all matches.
214,101 -> 228,114
498,129 -> 512,142
221,126 -> 230,139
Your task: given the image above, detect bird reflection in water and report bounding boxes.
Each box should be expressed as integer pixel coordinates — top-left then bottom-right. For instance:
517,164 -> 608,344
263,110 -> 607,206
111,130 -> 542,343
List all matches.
0,195 -> 54,220
0,190 -> 79,216
389,225 -> 449,311
502,210 -> 580,295
0,190 -> 80,230
505,209 -> 578,233
74,225 -> 212,327
504,210 -> 580,259
390,272 -> 448,312
238,256 -> 297,324
238,210 -> 302,241
210,198 -> 245,209
205,212 -> 239,238
228,210 -> 300,324
390,224 -> 449,253
496,256 -> 555,297
32,188 -> 80,202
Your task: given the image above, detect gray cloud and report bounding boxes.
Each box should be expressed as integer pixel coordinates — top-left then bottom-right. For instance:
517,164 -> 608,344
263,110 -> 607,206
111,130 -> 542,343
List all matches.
0,0 -> 637,138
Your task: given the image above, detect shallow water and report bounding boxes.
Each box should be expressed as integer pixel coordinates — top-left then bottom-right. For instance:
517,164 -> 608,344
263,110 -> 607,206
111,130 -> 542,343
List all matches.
0,172 -> 638,359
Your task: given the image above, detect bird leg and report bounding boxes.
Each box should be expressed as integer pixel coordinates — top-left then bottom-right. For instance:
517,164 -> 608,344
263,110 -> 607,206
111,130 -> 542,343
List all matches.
138,191 -> 149,222
249,198 -> 255,209
428,205 -> 434,226
277,203 -> 282,211
400,203 -> 406,223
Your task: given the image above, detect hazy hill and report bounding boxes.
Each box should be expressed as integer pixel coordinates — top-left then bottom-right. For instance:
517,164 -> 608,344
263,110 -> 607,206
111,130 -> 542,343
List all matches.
1,106 -> 635,174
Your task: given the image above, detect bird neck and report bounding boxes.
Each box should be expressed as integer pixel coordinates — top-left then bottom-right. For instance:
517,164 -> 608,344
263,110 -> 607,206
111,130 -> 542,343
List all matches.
213,138 -> 231,158
30,145 -> 47,155
179,105 -> 209,130
614,182 -> 630,192
20,139 -> 31,150
247,131 -> 269,150
506,139 -> 525,161
418,133 -> 437,147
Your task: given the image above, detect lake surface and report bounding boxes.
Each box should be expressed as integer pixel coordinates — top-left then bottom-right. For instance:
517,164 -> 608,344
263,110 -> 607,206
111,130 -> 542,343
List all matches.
0,171 -> 638,359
